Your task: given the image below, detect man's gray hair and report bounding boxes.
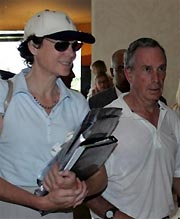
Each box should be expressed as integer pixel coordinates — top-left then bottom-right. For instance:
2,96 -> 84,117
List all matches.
124,38 -> 167,69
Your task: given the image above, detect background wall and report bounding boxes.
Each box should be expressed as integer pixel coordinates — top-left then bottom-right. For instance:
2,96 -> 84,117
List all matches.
91,0 -> 180,105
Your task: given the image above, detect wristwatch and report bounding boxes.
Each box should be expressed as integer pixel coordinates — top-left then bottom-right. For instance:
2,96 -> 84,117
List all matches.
105,207 -> 119,219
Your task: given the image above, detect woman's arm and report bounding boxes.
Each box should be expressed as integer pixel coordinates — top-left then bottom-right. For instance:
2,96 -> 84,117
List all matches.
43,162 -> 88,209
43,164 -> 107,208
44,164 -> 107,198
0,116 -> 107,210
0,162 -> 87,212
0,176 -> 81,211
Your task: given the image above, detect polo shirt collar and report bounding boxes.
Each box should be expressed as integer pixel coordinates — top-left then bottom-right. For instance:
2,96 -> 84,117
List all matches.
11,69 -> 71,101
119,93 -> 168,117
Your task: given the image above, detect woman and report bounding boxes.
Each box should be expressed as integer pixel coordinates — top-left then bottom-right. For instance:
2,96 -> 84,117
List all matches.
0,10 -> 107,219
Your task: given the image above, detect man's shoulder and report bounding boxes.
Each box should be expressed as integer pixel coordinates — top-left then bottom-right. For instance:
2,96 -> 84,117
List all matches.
88,87 -> 117,108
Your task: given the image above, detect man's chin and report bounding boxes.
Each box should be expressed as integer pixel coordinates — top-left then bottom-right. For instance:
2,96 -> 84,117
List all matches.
150,96 -> 161,103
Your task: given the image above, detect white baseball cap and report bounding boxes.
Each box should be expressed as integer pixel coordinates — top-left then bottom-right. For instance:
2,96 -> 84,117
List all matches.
24,9 -> 95,44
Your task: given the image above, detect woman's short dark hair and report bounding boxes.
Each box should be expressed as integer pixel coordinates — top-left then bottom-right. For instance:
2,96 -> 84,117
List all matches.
18,35 -> 44,66
124,37 -> 167,69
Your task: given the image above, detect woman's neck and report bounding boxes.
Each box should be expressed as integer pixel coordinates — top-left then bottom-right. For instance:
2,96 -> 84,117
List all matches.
25,69 -> 60,114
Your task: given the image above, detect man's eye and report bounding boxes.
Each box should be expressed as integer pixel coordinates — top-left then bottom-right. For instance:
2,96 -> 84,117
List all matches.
143,66 -> 152,72
158,66 -> 166,73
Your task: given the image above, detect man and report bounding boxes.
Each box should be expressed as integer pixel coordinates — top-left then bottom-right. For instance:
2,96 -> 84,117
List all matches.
88,49 -> 130,109
87,38 -> 180,219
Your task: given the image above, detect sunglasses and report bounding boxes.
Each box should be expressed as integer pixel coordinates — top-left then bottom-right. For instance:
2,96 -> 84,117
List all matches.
45,38 -> 83,52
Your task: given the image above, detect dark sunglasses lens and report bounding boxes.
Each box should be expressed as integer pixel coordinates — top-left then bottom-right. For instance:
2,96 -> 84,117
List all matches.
54,41 -> 83,52
54,42 -> 69,52
72,42 -> 83,51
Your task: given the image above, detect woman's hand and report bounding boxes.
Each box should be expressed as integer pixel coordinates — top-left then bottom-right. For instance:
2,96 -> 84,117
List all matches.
41,162 -> 88,210
43,162 -> 77,191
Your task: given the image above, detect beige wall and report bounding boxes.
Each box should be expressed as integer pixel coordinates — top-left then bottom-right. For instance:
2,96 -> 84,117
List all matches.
91,0 -> 180,105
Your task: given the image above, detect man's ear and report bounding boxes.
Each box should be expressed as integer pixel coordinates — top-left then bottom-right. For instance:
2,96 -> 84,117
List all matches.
110,68 -> 114,78
28,40 -> 39,55
124,67 -> 132,84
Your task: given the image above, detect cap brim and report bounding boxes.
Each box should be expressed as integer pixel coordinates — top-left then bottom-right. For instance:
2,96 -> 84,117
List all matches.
46,30 -> 95,44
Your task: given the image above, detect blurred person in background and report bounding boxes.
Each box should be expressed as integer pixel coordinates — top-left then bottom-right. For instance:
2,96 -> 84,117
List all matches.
90,72 -> 111,97
89,49 -> 130,108
87,60 -> 113,99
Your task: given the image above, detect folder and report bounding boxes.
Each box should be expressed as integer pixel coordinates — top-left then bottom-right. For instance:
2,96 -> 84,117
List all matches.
34,107 -> 122,201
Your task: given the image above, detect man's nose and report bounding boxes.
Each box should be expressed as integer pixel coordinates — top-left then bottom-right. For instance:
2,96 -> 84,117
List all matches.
152,70 -> 160,82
